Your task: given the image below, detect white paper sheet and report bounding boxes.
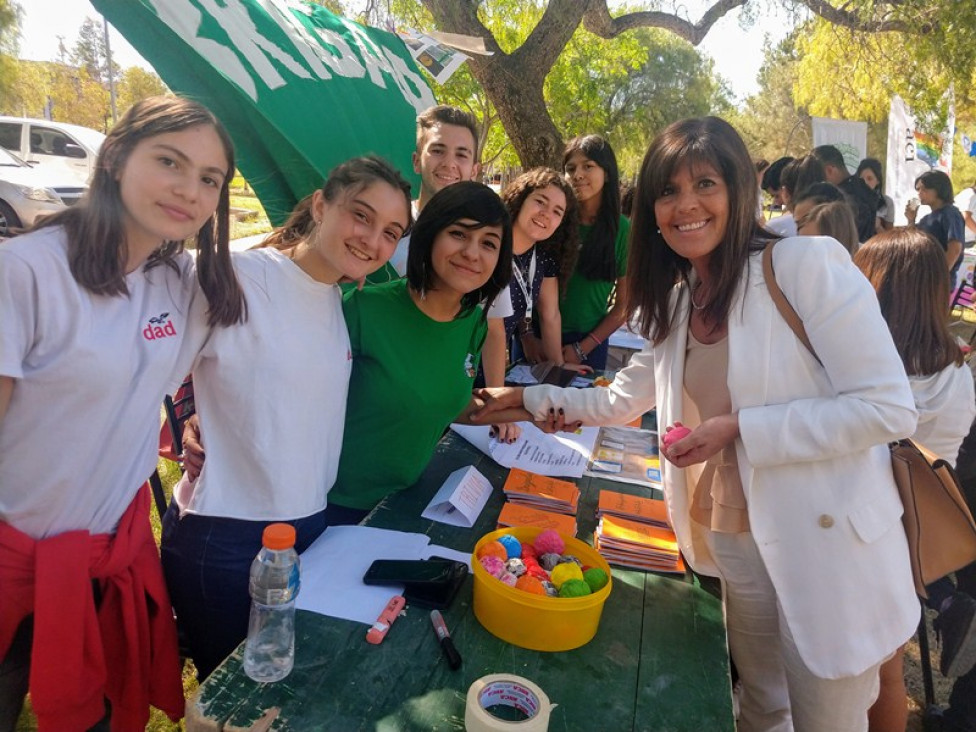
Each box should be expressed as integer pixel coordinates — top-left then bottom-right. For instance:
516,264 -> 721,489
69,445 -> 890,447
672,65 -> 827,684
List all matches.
451,422 -> 599,478
296,525 -> 470,625
421,465 -> 493,527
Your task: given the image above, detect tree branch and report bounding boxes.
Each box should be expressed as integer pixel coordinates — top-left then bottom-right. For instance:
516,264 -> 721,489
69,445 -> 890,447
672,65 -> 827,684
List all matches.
420,0 -> 506,57
582,0 -> 749,46
794,0 -> 915,33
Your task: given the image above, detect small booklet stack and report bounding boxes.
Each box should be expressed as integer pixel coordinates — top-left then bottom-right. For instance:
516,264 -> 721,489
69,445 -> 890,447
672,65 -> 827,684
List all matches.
595,489 -> 685,574
496,468 -> 580,534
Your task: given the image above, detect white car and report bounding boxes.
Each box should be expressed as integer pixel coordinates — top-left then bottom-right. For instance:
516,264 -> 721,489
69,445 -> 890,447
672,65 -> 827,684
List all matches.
0,116 -> 104,186
0,146 -> 86,236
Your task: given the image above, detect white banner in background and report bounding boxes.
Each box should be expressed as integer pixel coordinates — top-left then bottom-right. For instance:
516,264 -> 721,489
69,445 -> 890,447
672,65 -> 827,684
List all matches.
886,94 -> 955,226
812,117 -> 868,174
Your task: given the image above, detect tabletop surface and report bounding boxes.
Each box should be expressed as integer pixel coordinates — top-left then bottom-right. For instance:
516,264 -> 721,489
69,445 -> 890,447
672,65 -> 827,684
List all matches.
186,431 -> 733,732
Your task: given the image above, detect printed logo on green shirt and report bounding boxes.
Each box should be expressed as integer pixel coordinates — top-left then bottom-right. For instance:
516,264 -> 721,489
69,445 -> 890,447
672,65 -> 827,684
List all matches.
464,353 -> 476,378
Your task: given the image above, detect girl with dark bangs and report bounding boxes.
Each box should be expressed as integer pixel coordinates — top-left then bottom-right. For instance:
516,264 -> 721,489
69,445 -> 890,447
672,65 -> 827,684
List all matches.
475,117 -> 919,731
561,135 -> 629,370
0,95 -> 244,730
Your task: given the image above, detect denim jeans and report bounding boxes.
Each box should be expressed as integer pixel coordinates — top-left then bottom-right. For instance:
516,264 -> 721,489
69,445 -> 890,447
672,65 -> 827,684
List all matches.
160,502 -> 330,681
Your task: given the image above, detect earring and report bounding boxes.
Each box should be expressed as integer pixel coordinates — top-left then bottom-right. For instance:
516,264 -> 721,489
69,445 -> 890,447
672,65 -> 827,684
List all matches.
656,227 -> 661,234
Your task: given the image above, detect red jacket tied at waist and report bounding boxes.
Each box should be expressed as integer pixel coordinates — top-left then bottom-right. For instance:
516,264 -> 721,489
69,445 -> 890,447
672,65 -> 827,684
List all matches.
0,486 -> 184,731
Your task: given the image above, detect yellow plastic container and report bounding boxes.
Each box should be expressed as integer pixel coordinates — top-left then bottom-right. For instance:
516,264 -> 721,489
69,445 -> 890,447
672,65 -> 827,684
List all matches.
471,527 -> 613,651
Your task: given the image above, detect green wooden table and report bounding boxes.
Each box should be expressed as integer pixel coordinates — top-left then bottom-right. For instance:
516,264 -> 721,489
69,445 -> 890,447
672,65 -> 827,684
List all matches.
186,432 -> 733,731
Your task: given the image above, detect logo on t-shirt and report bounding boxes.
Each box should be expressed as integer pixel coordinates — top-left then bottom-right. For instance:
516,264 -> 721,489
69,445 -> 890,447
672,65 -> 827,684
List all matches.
143,312 -> 177,341
464,353 -> 476,379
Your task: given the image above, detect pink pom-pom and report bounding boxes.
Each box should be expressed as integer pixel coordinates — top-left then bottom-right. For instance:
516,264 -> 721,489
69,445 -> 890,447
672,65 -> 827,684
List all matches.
661,424 -> 691,449
479,555 -> 507,577
534,529 -> 565,556
499,571 -> 519,587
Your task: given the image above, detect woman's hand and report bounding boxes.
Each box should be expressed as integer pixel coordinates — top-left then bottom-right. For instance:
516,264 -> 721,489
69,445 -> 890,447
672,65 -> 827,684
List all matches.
562,343 -> 583,366
471,387 -> 527,423
181,414 -> 206,481
561,362 -> 594,375
519,333 -> 545,365
662,413 -> 739,468
535,407 -> 583,434
490,422 -> 522,443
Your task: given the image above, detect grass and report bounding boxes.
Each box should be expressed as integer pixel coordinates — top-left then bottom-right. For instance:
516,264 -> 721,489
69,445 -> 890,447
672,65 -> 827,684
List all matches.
15,455 -> 198,732
229,190 -> 272,242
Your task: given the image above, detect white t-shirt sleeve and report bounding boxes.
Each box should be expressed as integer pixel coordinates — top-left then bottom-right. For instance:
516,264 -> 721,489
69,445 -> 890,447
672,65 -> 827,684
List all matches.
389,235 -> 410,277
0,248 -> 36,379
487,284 -> 514,318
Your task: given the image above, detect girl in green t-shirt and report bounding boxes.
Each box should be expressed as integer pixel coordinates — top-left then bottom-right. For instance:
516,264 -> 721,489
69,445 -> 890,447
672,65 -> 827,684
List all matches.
561,135 -> 630,370
326,181 -> 514,520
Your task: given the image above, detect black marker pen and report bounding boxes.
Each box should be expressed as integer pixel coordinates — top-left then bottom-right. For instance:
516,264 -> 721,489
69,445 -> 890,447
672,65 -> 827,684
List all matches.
429,609 -> 462,670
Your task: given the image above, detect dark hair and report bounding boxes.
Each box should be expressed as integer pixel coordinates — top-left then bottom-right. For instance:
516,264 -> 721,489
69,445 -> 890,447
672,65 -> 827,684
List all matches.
780,155 -> 826,206
501,167 -> 579,291
416,105 -> 480,159
262,155 -> 413,251
796,201 -> 859,254
855,158 -> 884,191
406,181 -> 513,317
761,156 -> 794,192
629,117 -> 776,344
854,227 -> 963,374
794,182 -> 846,207
915,170 -> 955,204
620,183 -> 636,218
35,95 -> 245,326
811,144 -> 847,172
563,134 -> 621,282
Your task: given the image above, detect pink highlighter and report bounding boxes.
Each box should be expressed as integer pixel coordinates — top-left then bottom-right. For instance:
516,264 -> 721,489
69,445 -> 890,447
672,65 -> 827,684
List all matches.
366,595 -> 406,644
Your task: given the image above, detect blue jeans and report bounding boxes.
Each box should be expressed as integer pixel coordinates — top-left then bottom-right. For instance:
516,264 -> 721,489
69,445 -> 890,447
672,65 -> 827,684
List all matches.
160,502 -> 330,680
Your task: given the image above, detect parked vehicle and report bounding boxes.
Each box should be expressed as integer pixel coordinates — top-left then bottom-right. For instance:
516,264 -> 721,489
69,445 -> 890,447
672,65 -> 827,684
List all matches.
0,146 -> 86,236
0,116 -> 105,186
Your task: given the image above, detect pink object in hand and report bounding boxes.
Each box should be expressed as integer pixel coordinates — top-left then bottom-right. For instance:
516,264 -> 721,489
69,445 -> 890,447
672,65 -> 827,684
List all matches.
661,425 -> 691,449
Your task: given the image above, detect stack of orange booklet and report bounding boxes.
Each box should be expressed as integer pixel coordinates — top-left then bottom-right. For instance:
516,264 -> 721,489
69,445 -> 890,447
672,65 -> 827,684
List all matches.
496,468 -> 579,535
595,490 -> 685,573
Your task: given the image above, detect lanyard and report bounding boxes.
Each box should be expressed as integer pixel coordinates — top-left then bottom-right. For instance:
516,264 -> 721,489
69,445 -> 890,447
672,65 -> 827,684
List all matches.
511,248 -> 537,325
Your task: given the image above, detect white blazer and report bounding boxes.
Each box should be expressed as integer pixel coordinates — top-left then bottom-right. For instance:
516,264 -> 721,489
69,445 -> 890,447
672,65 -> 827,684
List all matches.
525,236 -> 920,678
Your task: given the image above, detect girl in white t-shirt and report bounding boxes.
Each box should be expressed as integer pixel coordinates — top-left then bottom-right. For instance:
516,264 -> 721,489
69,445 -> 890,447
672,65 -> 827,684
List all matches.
0,96 -> 244,731
160,156 -> 413,681
855,227 -> 976,732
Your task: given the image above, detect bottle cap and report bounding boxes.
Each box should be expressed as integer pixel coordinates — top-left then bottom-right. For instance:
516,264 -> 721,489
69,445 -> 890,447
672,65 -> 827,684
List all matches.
262,523 -> 296,550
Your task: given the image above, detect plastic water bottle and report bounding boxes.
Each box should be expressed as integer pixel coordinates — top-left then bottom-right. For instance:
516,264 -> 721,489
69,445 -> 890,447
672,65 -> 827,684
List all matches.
243,523 -> 301,683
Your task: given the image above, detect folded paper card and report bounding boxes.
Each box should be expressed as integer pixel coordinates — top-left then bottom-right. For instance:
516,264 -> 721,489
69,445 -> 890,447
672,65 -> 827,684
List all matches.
421,465 -> 493,527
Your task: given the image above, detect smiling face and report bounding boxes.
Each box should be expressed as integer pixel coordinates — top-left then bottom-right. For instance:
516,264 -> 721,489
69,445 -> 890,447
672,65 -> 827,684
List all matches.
564,151 -> 606,208
310,181 -> 410,283
117,124 -> 229,255
653,162 -> 729,272
413,122 -> 479,204
428,219 -> 503,299
514,184 -> 567,249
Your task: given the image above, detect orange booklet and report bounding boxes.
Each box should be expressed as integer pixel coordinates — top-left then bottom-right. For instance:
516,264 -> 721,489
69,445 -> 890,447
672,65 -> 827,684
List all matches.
597,489 -> 670,528
597,515 -> 679,554
496,502 -> 577,535
502,468 -> 579,514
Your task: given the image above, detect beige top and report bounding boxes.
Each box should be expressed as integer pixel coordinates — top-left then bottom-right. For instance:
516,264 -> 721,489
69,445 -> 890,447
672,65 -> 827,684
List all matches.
683,327 -> 749,533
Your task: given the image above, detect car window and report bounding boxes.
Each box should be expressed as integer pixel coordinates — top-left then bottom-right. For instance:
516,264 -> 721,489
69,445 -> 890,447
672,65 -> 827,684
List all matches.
0,123 -> 20,152
30,126 -> 84,159
0,147 -> 27,167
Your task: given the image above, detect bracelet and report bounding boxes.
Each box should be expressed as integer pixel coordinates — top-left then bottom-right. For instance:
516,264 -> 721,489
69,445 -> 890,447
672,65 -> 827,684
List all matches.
572,341 -> 585,361
586,333 -> 602,347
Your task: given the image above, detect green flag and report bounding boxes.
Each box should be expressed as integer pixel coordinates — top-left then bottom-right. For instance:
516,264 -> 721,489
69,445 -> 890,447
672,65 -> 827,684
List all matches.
92,0 -> 435,224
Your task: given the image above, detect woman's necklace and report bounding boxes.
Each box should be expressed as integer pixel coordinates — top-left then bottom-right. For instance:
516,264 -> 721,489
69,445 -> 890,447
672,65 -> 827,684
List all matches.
691,281 -> 709,311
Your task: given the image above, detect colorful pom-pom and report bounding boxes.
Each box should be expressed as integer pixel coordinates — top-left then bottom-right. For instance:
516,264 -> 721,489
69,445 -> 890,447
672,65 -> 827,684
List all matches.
520,544 -> 538,562
515,575 -> 547,596
479,555 -> 507,578
539,552 -> 562,572
526,564 -> 550,581
550,561 -> 583,588
582,567 -> 609,592
496,534 -> 522,559
534,529 -> 565,556
477,541 -> 508,562
499,571 -> 518,587
558,578 -> 592,597
541,580 -> 559,597
558,554 -> 583,567
505,558 -> 527,577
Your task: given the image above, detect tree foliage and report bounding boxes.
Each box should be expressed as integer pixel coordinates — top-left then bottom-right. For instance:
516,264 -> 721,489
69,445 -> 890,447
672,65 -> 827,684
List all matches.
0,0 -> 21,100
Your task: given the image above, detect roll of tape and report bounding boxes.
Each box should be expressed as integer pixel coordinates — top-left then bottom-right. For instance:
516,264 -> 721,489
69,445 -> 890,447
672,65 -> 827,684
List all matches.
464,674 -> 556,731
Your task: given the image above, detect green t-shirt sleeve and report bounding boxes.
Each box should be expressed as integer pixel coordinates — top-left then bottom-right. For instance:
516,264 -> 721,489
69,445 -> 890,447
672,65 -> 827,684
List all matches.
341,288 -> 363,354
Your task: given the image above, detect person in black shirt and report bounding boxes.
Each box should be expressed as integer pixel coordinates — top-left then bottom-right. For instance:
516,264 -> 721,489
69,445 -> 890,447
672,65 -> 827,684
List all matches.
811,145 -> 880,243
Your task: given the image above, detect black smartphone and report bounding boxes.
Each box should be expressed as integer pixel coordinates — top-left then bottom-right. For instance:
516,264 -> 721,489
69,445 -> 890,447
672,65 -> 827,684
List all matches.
363,558 -> 467,587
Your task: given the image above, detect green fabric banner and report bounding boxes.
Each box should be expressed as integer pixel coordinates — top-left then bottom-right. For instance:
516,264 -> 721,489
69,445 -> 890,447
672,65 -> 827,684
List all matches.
92,0 -> 434,224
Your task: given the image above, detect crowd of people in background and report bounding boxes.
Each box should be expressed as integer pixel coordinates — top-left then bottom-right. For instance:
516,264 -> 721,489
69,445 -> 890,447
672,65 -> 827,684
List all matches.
3,95 -> 976,732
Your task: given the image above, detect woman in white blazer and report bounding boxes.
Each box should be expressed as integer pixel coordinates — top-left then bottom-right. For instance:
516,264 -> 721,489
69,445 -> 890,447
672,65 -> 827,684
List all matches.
474,117 -> 919,732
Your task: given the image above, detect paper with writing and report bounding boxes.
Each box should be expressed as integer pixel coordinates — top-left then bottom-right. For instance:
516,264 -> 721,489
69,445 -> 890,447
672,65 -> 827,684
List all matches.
421,465 -> 493,527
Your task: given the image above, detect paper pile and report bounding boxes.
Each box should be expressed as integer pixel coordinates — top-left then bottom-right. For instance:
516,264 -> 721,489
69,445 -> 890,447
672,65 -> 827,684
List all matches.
595,490 -> 685,574
496,468 -> 580,534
